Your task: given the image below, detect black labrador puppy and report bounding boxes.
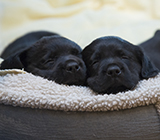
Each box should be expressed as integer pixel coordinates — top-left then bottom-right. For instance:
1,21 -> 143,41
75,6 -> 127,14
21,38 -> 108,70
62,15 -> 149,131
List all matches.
82,36 -> 159,94
0,31 -> 86,86
139,30 -> 160,70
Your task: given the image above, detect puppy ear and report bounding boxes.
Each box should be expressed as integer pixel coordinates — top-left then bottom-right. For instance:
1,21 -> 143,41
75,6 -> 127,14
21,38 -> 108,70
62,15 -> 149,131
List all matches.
0,49 -> 27,70
154,30 -> 160,36
140,52 -> 159,79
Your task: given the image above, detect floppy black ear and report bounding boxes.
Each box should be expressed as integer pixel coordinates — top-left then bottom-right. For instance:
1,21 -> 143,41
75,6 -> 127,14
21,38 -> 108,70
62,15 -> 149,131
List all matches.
0,50 -> 27,70
140,52 -> 159,79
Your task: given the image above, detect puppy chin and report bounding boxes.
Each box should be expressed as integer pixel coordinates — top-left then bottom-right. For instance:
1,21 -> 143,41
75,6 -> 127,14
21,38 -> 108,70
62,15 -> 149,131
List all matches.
44,70 -> 86,86
87,76 -> 137,94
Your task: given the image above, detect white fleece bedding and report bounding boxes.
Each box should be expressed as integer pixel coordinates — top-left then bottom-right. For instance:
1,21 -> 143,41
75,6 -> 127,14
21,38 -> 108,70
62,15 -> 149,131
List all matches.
0,69 -> 160,112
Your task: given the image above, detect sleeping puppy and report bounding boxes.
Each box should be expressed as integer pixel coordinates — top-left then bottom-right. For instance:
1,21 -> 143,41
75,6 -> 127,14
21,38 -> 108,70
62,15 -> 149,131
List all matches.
139,30 -> 160,70
82,36 -> 159,94
0,31 -> 86,86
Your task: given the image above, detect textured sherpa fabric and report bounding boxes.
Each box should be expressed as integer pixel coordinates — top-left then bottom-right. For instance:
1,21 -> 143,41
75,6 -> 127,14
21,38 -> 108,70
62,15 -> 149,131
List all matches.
0,69 -> 160,112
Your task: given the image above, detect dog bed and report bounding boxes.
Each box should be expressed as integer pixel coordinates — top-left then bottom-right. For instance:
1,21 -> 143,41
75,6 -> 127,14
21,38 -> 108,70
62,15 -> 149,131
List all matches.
0,68 -> 160,140
1,0 -> 160,139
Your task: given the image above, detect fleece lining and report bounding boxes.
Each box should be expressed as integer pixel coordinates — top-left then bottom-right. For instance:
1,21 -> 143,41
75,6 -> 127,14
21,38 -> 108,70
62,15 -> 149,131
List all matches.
0,69 -> 160,112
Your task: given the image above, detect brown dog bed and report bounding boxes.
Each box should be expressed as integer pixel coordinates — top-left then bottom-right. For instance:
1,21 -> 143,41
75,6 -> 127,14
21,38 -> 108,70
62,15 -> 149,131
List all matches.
0,69 -> 160,140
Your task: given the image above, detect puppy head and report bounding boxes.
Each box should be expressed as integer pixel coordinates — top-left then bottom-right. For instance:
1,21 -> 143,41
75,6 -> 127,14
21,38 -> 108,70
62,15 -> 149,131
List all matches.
82,36 -> 159,94
1,35 -> 86,86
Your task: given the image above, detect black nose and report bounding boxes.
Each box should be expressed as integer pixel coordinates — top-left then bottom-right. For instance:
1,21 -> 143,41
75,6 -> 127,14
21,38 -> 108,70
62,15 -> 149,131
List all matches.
107,65 -> 121,77
66,62 -> 80,73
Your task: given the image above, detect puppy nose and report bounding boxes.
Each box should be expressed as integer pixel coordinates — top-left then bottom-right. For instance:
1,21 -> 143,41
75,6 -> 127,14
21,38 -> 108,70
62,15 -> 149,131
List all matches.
107,65 -> 121,77
66,62 -> 80,73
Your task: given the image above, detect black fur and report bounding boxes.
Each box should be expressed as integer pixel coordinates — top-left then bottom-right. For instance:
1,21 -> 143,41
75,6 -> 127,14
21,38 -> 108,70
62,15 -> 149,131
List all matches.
82,36 -> 159,94
139,30 -> 160,70
0,31 -> 86,86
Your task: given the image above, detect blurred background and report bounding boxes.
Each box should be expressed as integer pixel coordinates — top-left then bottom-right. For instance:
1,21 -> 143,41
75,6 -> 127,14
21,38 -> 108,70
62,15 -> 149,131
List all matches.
0,0 -> 160,53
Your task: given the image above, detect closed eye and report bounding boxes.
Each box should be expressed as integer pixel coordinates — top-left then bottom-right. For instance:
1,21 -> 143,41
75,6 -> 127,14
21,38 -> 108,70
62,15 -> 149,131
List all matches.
121,55 -> 129,59
43,59 -> 55,65
117,50 -> 129,60
91,60 -> 99,66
